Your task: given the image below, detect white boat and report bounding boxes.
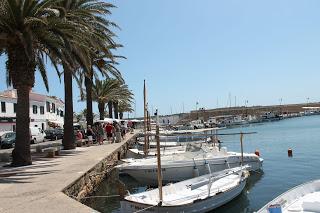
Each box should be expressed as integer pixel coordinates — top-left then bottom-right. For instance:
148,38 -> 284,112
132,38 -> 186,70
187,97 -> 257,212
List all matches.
137,137 -> 212,148
127,146 -> 188,158
257,179 -> 320,213
117,146 -> 263,185
121,166 -> 249,213
127,143 -> 211,158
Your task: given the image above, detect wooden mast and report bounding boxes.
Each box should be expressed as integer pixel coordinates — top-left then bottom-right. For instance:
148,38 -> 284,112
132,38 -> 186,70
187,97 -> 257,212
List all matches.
143,80 -> 148,156
240,132 -> 244,166
147,110 -> 151,150
155,109 -> 163,204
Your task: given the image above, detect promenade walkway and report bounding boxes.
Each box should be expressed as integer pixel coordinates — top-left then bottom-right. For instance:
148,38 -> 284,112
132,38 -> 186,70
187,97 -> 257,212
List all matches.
0,133 -> 137,213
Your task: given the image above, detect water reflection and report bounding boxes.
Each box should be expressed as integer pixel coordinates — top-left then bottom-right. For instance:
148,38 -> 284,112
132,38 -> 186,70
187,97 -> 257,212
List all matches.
214,170 -> 264,213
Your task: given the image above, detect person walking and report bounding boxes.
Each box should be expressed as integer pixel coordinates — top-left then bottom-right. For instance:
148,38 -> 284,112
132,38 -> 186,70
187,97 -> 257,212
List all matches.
120,121 -> 127,139
86,125 -> 94,146
97,123 -> 104,145
114,121 -> 121,143
105,122 -> 113,142
111,123 -> 116,143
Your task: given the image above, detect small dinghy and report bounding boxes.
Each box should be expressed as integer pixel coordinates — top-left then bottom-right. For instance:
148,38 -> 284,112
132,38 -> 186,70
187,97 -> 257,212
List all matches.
121,166 -> 249,213
257,179 -> 320,213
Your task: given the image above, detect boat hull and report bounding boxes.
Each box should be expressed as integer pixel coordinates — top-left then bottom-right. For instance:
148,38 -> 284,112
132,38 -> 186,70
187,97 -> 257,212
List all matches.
119,156 -> 262,185
257,179 -> 320,213
120,178 -> 246,213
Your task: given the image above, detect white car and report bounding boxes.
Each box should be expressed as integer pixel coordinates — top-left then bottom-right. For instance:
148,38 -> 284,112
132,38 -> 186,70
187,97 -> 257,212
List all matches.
30,127 -> 46,144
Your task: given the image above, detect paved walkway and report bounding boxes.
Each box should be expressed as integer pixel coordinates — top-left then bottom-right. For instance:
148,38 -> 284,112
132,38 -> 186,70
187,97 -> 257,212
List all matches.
0,133 -> 137,213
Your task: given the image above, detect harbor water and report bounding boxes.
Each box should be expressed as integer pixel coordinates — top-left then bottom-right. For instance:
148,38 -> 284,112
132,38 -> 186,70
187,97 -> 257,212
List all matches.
84,115 -> 320,213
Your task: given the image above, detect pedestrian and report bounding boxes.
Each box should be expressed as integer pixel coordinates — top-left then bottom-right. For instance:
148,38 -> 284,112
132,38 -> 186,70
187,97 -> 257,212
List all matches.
97,123 -> 104,145
112,123 -> 116,143
76,130 -> 83,141
86,125 -> 94,146
105,122 -> 113,142
114,121 -> 121,143
120,121 -> 127,139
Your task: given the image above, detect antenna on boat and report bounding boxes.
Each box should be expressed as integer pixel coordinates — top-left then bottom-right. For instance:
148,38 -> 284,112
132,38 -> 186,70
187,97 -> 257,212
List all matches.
155,108 -> 163,205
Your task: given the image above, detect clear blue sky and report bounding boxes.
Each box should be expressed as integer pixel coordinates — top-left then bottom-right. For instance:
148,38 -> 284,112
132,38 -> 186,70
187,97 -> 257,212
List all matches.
1,0 -> 320,117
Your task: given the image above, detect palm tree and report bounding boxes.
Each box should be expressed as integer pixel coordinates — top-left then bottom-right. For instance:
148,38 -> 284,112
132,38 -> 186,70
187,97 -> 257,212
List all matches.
80,51 -> 124,126
0,0 -> 81,166
118,99 -> 134,119
90,78 -> 133,120
113,82 -> 133,119
91,79 -> 120,120
58,0 -> 119,149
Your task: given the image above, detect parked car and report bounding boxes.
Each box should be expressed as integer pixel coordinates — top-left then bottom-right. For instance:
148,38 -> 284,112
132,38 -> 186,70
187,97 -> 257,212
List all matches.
45,129 -> 64,141
0,132 -> 16,149
30,127 -> 46,144
0,131 -> 12,141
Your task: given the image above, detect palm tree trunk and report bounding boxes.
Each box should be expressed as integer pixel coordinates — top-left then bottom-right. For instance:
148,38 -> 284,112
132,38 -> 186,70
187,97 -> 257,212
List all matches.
119,112 -> 124,119
85,69 -> 93,126
63,65 -> 75,150
12,85 -> 32,166
98,102 -> 105,120
9,47 -> 34,166
108,101 -> 113,118
113,101 -> 119,119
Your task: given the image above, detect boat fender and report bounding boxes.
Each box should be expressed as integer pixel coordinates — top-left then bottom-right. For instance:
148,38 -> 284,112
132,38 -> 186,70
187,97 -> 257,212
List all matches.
242,170 -> 250,178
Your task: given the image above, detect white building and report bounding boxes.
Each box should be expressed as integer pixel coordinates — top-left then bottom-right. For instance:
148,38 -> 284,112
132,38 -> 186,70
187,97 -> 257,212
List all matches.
0,89 -> 64,131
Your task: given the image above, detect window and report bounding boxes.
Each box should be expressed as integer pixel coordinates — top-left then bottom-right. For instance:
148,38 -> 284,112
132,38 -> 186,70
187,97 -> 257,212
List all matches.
60,111 -> 64,117
57,109 -> 59,115
32,105 -> 38,114
46,101 -> 50,112
1,102 -> 6,113
40,106 -> 44,115
52,103 -> 55,113
13,103 -> 17,113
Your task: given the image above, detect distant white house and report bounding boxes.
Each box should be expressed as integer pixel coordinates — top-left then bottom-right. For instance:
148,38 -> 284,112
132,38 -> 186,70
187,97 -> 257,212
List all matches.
159,114 -> 185,126
0,89 -> 64,131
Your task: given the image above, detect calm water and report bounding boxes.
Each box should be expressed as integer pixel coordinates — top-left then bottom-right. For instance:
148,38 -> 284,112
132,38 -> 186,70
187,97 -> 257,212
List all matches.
84,115 -> 320,213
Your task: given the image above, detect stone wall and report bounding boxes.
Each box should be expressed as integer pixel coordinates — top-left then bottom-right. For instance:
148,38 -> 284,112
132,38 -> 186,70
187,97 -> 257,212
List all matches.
63,138 -> 134,201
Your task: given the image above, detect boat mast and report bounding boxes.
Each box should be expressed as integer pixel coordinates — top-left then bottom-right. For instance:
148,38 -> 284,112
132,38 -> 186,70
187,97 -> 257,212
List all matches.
143,80 -> 148,156
155,109 -> 163,204
147,110 -> 151,149
240,132 -> 244,166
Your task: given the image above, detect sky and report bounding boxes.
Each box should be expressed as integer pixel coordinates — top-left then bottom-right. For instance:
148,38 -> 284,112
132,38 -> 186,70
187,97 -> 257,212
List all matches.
1,0 -> 320,117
